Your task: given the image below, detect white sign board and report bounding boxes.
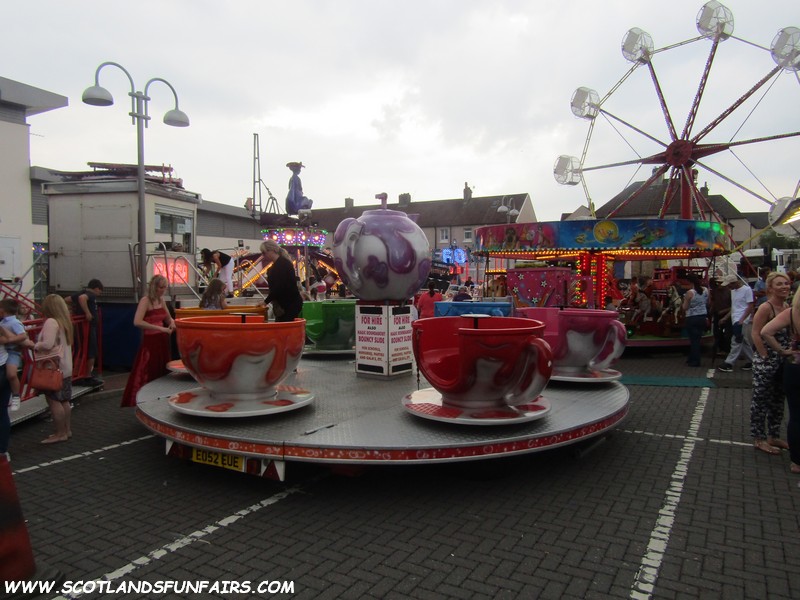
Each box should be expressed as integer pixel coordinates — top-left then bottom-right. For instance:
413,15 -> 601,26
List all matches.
356,304 -> 413,377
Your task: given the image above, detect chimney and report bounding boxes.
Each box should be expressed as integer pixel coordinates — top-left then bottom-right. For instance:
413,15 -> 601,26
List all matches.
398,193 -> 411,207
345,197 -> 354,210
463,182 -> 472,202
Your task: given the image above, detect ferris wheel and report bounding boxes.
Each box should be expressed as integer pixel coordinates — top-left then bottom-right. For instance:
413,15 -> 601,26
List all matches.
554,1 -> 800,231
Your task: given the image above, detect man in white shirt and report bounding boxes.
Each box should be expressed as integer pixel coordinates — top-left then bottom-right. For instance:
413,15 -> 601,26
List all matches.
717,274 -> 754,372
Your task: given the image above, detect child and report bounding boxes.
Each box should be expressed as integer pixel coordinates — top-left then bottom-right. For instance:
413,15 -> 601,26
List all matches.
68,279 -> 104,386
0,298 -> 32,411
199,278 -> 228,310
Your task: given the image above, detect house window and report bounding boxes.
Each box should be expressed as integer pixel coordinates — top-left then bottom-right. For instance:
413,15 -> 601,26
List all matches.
438,228 -> 449,243
463,228 -> 473,243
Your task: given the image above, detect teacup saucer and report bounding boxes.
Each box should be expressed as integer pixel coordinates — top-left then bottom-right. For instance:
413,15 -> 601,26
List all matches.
402,388 -> 551,426
167,385 -> 314,418
166,359 -> 190,375
549,368 -> 622,383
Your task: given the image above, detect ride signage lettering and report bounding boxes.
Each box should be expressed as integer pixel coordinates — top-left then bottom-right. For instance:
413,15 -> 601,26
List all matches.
153,258 -> 189,285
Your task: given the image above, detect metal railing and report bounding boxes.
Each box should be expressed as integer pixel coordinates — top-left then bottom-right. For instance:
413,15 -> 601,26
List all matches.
0,281 -> 42,320
234,258 -> 267,299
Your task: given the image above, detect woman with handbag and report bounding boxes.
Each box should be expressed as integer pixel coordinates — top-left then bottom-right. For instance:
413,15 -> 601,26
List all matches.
34,295 -> 74,444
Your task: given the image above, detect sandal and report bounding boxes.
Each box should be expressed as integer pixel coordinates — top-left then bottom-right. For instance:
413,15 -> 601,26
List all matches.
767,438 -> 789,450
754,439 -> 781,455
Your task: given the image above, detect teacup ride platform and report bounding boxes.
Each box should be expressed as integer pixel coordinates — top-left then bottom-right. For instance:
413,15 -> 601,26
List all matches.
135,314 -> 630,481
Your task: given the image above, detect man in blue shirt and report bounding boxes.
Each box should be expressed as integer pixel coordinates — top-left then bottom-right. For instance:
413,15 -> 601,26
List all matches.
753,266 -> 770,308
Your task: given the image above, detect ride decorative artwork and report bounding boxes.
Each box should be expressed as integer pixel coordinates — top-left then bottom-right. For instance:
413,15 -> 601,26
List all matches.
477,219 -> 726,255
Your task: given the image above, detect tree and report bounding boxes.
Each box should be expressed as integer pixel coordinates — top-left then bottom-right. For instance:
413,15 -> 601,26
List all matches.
755,228 -> 800,250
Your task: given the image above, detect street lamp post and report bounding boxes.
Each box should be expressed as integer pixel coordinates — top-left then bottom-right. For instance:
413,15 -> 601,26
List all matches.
82,62 -> 190,299
496,196 -> 520,224
496,197 -> 520,270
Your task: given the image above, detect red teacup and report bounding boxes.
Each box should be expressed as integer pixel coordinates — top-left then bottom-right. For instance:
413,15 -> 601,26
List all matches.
412,315 -> 552,408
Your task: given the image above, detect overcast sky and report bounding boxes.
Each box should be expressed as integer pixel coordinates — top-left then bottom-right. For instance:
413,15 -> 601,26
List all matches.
5,0 -> 798,222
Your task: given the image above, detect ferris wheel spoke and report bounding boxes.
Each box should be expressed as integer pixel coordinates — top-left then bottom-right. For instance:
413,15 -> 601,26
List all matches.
693,158 -> 775,206
646,61 -> 678,141
598,108 -> 668,148
726,130 -> 800,148
692,64 -> 783,143
578,117 -> 597,168
681,33 -> 722,140
581,156 -> 657,172
597,62 -> 642,107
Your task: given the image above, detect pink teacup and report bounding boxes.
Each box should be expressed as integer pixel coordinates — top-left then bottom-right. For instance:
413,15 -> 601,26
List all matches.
412,316 -> 553,408
517,307 -> 626,374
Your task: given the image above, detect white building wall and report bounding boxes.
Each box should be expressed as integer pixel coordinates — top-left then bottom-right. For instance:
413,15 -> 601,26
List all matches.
0,120 -> 34,287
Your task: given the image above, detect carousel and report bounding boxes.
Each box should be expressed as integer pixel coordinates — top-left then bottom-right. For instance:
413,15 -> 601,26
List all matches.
475,217 -> 728,346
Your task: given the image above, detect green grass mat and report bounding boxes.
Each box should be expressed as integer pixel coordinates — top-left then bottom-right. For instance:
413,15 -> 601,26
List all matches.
619,376 -> 716,387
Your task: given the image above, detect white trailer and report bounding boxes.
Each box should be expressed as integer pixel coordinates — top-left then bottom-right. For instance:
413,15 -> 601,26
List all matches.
43,177 -> 202,299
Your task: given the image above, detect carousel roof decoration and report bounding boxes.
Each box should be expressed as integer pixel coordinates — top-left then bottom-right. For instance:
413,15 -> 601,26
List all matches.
475,218 -> 728,261
260,227 -> 328,247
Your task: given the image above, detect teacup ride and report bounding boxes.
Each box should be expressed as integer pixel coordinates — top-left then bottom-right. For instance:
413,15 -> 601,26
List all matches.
301,299 -> 357,354
136,310 -> 630,479
404,315 -> 554,425
168,314 -> 312,417
516,307 -> 626,383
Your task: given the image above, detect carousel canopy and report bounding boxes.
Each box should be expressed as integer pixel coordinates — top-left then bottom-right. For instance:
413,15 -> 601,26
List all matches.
475,218 -> 728,260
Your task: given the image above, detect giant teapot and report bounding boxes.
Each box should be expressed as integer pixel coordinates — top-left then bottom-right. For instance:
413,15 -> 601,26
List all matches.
332,194 -> 431,301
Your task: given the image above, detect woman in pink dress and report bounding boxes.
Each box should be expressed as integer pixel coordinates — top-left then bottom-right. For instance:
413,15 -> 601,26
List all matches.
121,275 -> 175,407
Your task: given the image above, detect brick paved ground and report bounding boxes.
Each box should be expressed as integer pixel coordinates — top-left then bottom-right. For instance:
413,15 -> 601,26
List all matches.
7,346 -> 800,599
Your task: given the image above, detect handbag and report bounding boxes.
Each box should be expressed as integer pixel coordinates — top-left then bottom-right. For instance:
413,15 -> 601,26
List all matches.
30,357 -> 64,392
